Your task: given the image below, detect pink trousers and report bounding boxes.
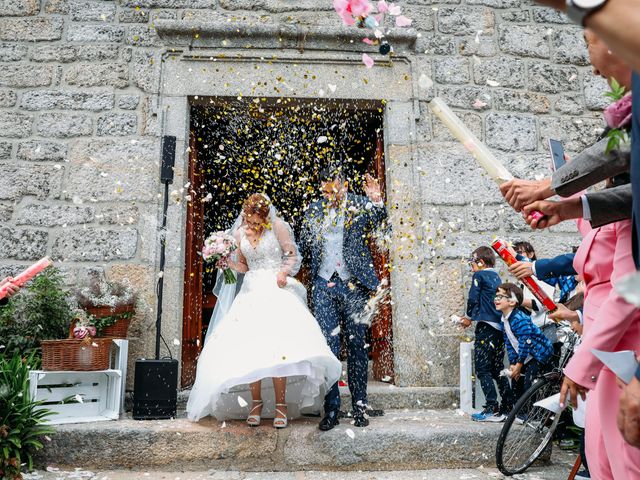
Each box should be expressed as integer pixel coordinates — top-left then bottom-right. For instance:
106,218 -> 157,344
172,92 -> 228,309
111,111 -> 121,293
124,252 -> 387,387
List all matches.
586,369 -> 640,479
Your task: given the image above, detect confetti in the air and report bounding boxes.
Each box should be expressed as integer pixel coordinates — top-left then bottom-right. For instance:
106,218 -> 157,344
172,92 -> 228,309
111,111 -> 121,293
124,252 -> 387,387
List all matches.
362,53 -> 375,69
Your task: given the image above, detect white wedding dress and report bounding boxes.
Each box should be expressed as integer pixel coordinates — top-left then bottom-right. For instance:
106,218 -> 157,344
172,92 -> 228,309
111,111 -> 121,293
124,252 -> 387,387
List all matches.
186,220 -> 342,421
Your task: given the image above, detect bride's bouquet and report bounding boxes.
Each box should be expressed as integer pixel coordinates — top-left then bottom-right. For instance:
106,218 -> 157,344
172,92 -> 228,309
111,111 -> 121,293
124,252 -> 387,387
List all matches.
202,232 -> 238,284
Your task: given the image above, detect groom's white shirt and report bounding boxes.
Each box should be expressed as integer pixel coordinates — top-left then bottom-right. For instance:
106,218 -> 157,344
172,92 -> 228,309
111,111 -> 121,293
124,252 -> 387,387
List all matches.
319,196 -> 350,281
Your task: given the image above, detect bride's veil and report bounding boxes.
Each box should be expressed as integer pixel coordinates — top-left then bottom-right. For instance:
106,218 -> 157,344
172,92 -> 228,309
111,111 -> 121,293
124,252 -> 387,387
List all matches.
203,194 -> 300,345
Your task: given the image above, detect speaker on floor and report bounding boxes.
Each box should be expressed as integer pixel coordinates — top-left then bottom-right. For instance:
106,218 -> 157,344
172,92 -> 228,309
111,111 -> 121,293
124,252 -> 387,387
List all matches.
133,358 -> 178,420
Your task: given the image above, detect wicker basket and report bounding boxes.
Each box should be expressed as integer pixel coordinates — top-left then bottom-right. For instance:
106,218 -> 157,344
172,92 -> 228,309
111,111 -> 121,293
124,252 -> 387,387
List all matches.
84,304 -> 135,339
41,337 -> 113,371
100,317 -> 132,338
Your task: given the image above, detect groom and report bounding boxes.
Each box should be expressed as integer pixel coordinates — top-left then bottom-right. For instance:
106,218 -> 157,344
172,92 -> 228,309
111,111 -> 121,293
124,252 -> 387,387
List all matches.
300,165 -> 387,430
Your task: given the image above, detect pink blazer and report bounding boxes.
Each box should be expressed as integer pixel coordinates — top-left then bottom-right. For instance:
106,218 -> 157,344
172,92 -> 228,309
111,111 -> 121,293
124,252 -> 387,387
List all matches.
564,218 -> 640,388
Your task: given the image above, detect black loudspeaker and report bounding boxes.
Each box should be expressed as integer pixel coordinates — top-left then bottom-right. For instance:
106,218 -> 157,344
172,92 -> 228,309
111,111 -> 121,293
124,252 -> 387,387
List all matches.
160,135 -> 176,183
133,359 -> 178,420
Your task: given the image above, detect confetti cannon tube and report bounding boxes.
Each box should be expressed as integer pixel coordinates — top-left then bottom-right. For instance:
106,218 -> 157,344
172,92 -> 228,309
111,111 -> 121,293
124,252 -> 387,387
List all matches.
428,97 -> 544,221
491,239 -> 557,313
0,257 -> 52,300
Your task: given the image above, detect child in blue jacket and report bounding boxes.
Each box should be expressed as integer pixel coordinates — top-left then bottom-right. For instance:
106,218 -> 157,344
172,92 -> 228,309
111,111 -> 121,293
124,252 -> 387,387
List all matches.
462,246 -> 513,422
494,282 -> 554,400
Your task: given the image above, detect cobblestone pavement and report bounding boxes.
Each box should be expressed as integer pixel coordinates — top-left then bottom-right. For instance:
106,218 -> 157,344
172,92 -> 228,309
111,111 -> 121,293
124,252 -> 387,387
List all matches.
26,448 -> 577,480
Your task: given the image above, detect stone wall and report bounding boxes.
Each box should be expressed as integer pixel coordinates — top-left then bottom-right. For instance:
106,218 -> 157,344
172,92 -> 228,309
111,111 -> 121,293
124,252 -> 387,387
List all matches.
0,0 -> 600,389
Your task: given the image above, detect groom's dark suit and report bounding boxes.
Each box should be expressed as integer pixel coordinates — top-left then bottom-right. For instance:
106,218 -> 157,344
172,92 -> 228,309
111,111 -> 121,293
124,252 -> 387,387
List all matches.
300,193 -> 387,416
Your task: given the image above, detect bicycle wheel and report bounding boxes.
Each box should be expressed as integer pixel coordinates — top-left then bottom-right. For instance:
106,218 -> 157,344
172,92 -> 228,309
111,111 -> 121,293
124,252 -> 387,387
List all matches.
496,375 -> 562,476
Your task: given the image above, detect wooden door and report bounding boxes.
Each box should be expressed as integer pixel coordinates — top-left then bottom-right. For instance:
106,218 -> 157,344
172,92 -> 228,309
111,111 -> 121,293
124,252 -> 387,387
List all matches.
369,131 -> 394,382
181,133 -> 204,387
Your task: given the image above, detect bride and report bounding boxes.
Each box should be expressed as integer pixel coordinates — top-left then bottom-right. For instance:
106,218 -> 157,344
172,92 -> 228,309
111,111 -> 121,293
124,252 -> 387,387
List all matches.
186,193 -> 342,428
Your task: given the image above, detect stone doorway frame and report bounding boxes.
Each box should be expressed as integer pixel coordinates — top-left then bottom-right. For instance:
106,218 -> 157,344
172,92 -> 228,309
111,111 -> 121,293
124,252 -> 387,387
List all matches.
154,21 -> 430,388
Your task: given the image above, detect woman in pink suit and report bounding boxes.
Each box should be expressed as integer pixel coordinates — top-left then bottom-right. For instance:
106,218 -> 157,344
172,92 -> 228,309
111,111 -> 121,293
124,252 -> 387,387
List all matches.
561,217 -> 640,479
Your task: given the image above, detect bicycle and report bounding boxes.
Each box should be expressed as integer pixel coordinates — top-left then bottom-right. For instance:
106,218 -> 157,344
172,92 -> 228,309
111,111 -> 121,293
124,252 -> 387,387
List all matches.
495,323 -> 580,476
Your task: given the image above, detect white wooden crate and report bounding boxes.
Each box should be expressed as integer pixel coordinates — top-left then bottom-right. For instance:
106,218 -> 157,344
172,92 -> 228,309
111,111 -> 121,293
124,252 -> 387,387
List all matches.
29,369 -> 122,424
28,339 -> 128,424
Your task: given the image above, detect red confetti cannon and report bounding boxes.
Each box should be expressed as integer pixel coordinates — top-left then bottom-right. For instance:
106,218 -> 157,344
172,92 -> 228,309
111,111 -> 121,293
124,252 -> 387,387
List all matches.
0,257 -> 52,300
491,239 -> 557,313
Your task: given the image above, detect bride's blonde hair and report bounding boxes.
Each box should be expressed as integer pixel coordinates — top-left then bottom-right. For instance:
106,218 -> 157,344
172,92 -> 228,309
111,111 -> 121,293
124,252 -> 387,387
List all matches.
243,193 -> 270,220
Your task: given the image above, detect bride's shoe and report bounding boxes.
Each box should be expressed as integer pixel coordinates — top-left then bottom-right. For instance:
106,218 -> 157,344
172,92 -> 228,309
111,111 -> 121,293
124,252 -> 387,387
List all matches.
246,400 -> 263,427
273,403 -> 288,429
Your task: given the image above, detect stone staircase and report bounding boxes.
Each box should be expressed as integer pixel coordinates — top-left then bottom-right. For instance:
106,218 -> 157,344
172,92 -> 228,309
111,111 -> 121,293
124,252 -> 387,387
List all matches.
34,384 -> 529,472
36,409 -> 505,472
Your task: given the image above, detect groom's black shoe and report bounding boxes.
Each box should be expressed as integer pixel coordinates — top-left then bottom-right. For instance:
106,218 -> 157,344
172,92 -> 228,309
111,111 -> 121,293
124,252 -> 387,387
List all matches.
319,410 -> 340,431
353,410 -> 369,427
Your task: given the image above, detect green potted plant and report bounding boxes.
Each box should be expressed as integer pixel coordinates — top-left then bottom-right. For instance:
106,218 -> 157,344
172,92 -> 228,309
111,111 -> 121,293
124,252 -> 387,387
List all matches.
0,352 -> 56,480
0,267 -> 73,362
73,270 -> 138,338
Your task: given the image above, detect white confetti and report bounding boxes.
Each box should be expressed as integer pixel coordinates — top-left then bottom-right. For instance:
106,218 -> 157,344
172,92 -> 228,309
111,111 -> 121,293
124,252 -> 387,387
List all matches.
345,428 -> 355,439
418,73 -> 433,90
486,79 -> 500,87
237,396 -> 248,408
74,394 -> 84,404
173,338 -> 180,346
328,84 -> 337,93
317,136 -> 328,144
330,325 -> 341,336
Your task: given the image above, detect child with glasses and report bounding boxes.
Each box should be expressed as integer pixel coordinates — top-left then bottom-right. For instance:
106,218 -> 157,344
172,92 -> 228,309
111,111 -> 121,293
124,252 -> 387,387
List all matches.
494,283 -> 554,400
461,246 -> 514,422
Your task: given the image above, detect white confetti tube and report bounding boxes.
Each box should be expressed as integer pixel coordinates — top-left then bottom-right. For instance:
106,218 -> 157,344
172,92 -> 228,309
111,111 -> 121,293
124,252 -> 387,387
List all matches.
428,97 -> 513,184
429,97 -> 544,221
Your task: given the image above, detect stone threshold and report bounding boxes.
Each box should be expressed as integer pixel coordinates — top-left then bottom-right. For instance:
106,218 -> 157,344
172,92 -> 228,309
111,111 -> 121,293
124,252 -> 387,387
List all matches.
155,19 -> 418,52
175,383 -> 459,411
35,409 -> 505,472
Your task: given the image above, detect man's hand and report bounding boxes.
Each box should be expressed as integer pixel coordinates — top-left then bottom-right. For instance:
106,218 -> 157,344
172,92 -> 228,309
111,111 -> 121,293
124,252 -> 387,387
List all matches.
0,276 -> 19,299
508,261 -> 534,280
548,303 -> 579,323
363,173 -> 382,203
618,376 -> 640,447
510,363 -> 523,381
523,198 -> 582,229
276,271 -> 288,288
460,317 -> 472,329
570,320 -> 584,335
499,178 -> 554,212
559,375 -> 587,409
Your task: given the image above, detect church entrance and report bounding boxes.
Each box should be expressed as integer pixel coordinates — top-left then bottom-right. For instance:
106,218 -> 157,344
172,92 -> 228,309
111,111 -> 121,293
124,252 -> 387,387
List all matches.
181,96 -> 394,388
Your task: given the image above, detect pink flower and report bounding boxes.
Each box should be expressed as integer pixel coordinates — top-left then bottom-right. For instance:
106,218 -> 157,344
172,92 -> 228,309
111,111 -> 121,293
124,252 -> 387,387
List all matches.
333,0 -> 355,25
603,93 -> 633,129
349,0 -> 373,17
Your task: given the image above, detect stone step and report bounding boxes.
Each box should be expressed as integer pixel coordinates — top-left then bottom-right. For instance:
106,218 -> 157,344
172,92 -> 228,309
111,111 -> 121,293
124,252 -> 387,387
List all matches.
176,383 -> 459,412
36,409 -> 507,472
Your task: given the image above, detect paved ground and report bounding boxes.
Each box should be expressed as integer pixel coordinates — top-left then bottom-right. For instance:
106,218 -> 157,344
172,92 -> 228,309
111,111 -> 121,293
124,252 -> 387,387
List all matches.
25,449 -> 577,480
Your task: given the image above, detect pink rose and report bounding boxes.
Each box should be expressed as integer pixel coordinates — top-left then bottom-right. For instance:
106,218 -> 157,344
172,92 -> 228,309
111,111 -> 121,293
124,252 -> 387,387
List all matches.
334,0 -> 355,25
603,93 -> 633,129
348,0 -> 373,17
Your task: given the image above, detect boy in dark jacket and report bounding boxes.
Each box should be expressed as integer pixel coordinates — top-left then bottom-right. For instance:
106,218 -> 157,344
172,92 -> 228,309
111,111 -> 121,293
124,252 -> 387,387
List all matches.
494,282 -> 554,400
462,247 -> 513,422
